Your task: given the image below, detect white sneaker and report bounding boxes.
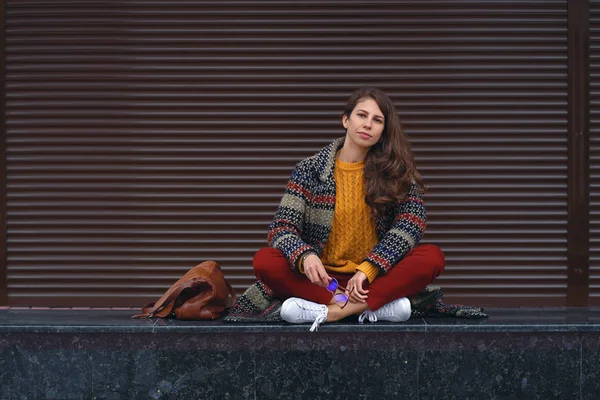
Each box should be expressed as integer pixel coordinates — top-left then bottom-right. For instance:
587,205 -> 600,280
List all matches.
358,297 -> 411,324
280,297 -> 328,332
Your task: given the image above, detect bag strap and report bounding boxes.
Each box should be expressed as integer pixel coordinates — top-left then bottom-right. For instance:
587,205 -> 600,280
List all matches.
225,279 -> 237,308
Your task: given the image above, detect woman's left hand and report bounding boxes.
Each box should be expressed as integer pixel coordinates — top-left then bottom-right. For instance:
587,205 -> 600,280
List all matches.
346,271 -> 369,303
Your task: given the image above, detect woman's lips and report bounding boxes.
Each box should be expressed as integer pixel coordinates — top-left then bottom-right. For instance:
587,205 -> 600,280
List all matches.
359,132 -> 371,140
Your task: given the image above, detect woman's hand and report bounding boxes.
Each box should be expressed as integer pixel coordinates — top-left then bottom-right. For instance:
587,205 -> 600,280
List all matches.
346,271 -> 369,303
303,254 -> 331,287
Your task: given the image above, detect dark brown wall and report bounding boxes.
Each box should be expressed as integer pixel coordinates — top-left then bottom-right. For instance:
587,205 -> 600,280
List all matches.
590,0 -> 600,305
2,0 -> 591,307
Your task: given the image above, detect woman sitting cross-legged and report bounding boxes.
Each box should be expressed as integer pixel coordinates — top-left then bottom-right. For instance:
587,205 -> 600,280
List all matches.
254,87 -> 445,332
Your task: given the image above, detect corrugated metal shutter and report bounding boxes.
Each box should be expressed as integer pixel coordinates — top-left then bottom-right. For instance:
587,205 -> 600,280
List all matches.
5,0 -> 568,307
590,0 -> 600,306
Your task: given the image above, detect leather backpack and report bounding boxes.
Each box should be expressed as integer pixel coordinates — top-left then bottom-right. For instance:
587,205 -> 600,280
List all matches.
132,260 -> 236,320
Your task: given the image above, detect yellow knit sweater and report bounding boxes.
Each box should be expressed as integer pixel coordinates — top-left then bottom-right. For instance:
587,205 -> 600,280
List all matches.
319,158 -> 381,283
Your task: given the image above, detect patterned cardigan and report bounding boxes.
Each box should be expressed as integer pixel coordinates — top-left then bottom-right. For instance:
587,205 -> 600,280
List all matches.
267,137 -> 427,275
223,138 -> 488,322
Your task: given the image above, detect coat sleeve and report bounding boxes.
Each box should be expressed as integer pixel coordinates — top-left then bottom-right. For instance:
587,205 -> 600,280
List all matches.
363,182 -> 427,274
267,159 -> 317,270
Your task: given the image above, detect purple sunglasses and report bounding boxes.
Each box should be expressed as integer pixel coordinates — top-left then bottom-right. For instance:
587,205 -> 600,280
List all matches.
327,278 -> 349,309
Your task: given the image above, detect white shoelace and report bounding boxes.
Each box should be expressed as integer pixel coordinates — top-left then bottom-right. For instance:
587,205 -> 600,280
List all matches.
310,312 -> 327,332
293,301 -> 328,332
358,311 -> 377,324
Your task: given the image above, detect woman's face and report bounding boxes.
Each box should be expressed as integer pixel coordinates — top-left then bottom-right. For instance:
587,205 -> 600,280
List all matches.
342,98 -> 385,150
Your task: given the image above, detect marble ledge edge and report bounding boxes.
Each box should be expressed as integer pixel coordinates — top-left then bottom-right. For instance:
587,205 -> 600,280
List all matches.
0,323 -> 599,334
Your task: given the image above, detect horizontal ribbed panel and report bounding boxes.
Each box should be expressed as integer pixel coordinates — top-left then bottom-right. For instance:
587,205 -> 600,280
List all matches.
5,0 -> 568,307
590,1 -> 600,306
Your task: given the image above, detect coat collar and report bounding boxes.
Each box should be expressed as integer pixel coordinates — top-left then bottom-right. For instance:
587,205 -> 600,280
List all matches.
316,137 -> 345,182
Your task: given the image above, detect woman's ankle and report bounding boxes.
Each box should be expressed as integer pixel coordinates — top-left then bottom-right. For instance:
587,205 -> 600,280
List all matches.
326,302 -> 369,322
326,304 -> 343,322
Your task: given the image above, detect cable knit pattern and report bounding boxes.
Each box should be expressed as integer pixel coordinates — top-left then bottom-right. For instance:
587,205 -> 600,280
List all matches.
267,137 -> 427,275
320,159 -> 380,283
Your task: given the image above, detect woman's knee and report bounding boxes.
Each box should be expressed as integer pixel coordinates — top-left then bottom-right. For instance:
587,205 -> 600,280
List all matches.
426,244 -> 446,278
418,244 -> 446,278
253,247 -> 287,279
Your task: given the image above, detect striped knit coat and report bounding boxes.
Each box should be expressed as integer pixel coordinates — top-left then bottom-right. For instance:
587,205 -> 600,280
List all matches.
267,137 -> 427,277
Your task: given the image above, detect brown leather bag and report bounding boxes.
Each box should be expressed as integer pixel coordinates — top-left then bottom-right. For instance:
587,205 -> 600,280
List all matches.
132,260 -> 236,320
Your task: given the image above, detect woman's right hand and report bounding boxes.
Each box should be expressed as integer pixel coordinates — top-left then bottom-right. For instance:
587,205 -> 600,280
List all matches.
303,254 -> 331,287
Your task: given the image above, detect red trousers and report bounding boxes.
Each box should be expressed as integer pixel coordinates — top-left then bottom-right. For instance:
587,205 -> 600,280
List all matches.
253,244 -> 445,311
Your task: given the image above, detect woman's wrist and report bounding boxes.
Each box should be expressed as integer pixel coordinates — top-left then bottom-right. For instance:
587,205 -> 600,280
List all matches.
300,251 -> 318,271
356,261 -> 380,283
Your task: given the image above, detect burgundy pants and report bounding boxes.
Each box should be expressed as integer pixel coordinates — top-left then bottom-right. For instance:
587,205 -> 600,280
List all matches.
253,244 -> 445,311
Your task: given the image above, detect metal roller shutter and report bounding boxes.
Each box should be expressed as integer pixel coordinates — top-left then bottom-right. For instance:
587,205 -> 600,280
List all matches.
5,0 -> 568,307
590,0 -> 600,306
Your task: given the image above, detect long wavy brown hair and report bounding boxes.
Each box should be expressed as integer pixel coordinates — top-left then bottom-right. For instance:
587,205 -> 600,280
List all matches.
342,87 -> 425,219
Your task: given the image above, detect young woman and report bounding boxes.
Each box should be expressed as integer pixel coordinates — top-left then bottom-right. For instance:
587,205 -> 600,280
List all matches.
253,87 -> 445,331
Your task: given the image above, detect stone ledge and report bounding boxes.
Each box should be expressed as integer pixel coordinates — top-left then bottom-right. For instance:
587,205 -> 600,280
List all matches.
1,307 -> 600,333
2,311 -> 599,399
